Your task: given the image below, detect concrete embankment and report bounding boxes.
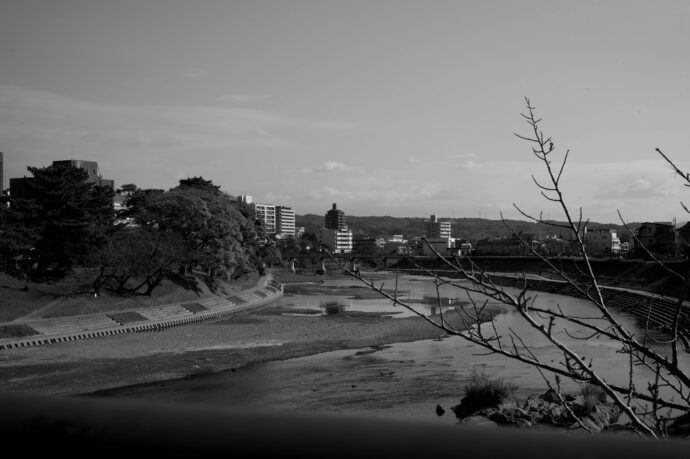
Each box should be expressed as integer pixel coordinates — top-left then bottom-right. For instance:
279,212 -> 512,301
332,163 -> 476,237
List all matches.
0,280 -> 283,350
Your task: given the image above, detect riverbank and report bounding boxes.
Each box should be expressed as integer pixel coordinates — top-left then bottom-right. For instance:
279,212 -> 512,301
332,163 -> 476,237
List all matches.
0,306 -> 445,396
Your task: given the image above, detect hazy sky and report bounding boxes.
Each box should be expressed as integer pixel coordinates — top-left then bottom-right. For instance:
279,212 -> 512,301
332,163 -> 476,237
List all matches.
2,1 -> 689,224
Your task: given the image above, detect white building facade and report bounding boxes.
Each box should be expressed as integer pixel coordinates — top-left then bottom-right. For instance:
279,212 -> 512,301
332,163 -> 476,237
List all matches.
319,227 -> 353,253
276,205 -> 296,237
426,215 -> 451,239
254,203 -> 276,234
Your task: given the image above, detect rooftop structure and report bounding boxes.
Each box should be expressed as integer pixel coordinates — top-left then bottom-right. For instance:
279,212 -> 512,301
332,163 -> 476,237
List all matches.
325,203 -> 346,230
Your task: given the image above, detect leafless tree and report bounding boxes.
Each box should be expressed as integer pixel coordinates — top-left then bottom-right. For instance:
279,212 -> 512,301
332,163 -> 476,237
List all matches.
328,98 -> 690,438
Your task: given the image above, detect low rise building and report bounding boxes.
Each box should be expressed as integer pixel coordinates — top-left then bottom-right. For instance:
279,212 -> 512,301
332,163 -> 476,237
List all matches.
421,237 -> 454,257
634,222 -> 677,257
583,227 -> 621,256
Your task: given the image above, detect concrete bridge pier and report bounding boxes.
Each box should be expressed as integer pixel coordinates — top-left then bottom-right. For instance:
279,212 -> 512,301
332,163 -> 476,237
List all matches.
350,258 -> 358,274
319,258 -> 327,274
289,258 -> 296,274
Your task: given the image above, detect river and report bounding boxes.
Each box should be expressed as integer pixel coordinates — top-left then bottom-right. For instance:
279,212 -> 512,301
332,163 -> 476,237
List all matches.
93,272 -> 690,424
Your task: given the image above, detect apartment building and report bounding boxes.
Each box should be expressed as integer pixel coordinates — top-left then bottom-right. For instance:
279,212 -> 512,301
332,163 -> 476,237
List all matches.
426,214 -> 451,239
634,222 -> 677,257
254,203 -> 277,234
276,205 -> 296,237
320,202 -> 352,253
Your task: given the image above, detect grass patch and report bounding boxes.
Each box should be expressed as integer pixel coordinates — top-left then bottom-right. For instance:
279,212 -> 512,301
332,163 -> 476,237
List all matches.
461,369 -> 517,411
0,324 -> 40,339
182,302 -> 208,313
0,270 -> 263,321
580,383 -> 607,415
107,311 -> 148,325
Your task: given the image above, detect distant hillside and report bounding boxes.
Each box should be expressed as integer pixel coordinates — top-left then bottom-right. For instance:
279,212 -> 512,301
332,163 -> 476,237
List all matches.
295,214 -> 639,243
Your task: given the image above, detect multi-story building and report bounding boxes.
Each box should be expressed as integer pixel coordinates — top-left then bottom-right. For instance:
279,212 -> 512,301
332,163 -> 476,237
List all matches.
473,235 -> 531,256
325,203 -> 347,230
320,203 -> 352,253
52,160 -> 114,188
583,227 -> 621,256
319,227 -> 353,253
426,215 -> 451,239
10,159 -> 114,201
634,222 -> 677,257
353,237 -> 380,255
254,203 -> 276,234
275,205 -> 296,238
678,222 -> 690,258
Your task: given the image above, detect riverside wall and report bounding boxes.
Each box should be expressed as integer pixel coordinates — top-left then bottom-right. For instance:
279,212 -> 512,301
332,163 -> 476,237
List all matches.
391,256 -> 690,350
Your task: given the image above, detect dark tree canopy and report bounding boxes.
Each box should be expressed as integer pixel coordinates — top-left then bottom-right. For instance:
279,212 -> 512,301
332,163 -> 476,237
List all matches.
176,176 -> 221,194
2,164 -> 114,271
123,178 -> 259,280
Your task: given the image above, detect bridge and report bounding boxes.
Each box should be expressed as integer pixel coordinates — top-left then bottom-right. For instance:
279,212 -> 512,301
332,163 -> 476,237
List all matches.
281,253 -> 432,273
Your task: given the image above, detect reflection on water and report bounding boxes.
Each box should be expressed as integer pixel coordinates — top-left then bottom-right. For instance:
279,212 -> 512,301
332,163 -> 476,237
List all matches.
278,274 -> 482,318
96,273 -> 690,422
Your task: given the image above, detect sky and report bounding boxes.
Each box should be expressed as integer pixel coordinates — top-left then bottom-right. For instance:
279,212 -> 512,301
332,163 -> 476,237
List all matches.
1,1 -> 689,225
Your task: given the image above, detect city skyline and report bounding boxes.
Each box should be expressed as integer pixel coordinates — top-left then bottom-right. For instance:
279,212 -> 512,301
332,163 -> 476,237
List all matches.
2,1 -> 690,224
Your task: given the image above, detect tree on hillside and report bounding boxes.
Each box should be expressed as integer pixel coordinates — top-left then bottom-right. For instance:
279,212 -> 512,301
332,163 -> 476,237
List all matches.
2,164 -> 114,274
332,99 -> 690,438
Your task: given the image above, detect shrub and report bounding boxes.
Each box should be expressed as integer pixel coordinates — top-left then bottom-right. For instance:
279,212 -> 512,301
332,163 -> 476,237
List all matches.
580,383 -> 607,415
461,369 -> 517,411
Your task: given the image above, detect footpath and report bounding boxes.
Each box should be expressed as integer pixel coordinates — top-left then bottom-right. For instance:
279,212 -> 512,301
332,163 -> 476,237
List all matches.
0,277 -> 283,351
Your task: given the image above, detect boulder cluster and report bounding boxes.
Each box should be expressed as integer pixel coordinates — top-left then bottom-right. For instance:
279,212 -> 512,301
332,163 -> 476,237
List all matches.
441,388 -> 690,437
448,389 -> 625,433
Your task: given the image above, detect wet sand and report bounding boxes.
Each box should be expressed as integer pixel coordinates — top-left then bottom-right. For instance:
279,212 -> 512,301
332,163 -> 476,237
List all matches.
0,308 -> 445,396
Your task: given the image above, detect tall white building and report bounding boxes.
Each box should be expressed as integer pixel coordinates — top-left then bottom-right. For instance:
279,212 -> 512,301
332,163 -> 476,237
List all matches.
276,205 -> 296,237
426,214 -> 451,239
320,227 -> 353,253
254,203 -> 276,234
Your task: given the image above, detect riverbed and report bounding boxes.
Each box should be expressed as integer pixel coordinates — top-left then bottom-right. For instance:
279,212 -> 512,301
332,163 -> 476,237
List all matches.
85,272 -> 690,423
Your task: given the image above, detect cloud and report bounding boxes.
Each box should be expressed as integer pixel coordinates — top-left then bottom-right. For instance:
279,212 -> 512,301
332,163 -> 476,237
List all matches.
179,68 -> 208,79
0,84 -> 363,191
454,153 -> 477,159
218,93 -> 270,103
308,187 -> 339,199
302,161 -> 351,173
594,176 -> 673,199
408,156 -> 419,163
309,120 -> 358,130
456,160 -> 477,169
320,161 -> 349,171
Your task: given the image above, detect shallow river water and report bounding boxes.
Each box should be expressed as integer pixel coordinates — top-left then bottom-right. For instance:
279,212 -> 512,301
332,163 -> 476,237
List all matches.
97,273 -> 690,423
